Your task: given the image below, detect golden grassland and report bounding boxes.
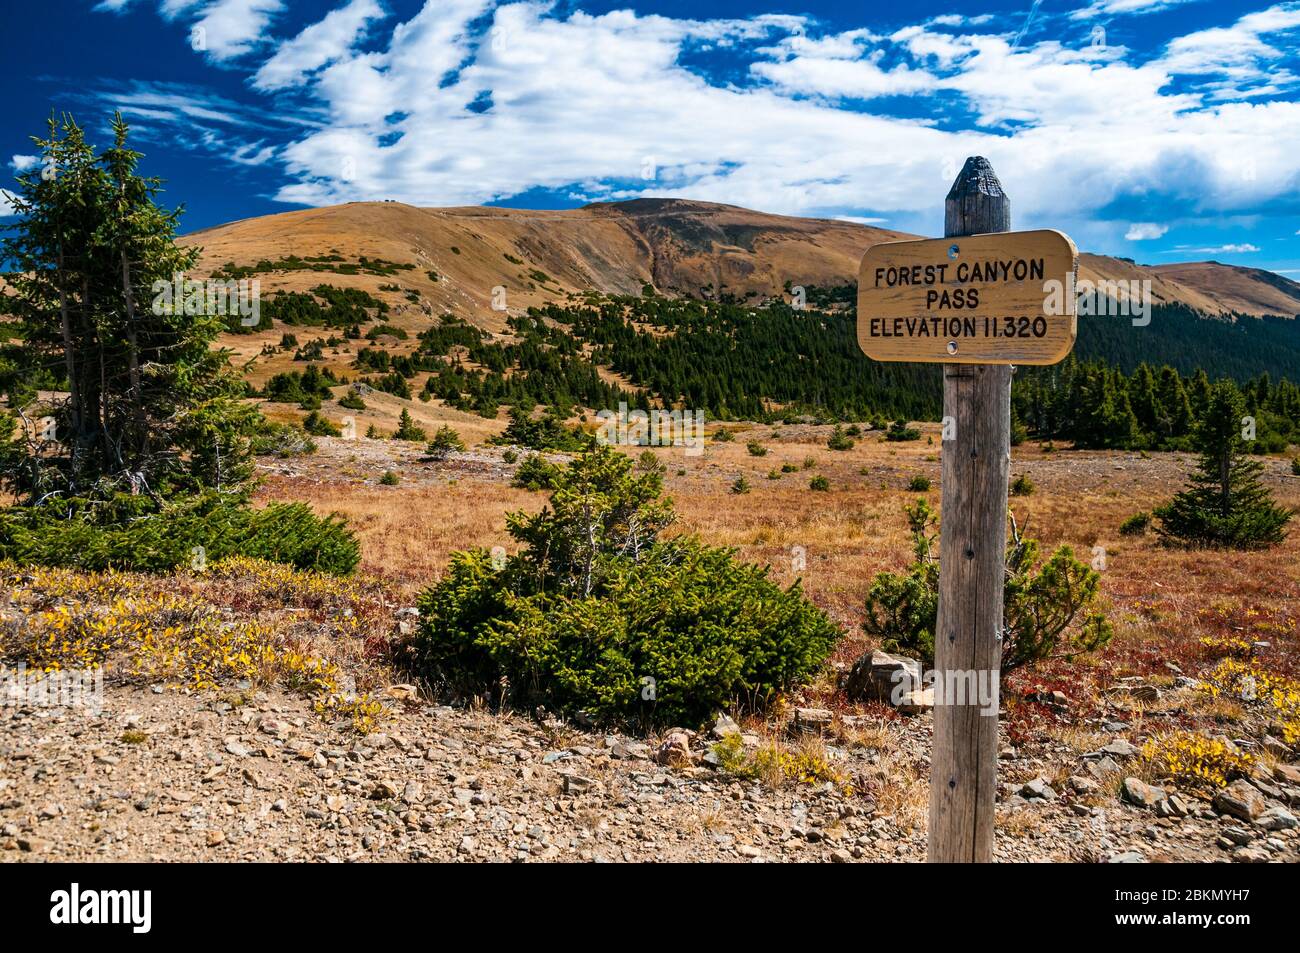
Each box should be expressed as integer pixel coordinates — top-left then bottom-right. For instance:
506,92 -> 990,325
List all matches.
255,422 -> 1300,747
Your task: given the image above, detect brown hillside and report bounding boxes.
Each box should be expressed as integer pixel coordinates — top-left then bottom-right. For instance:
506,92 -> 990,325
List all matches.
1149,261 -> 1300,318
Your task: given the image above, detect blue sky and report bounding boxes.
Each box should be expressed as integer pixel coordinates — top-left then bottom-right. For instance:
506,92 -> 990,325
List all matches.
3,0 -> 1300,275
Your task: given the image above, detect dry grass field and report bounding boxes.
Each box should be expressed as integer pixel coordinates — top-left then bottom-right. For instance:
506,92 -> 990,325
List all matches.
255,423 -> 1300,737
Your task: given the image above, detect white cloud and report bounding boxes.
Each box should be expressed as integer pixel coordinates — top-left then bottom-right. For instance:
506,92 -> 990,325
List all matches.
835,215 -> 889,225
170,0 -> 284,62
1125,222 -> 1169,240
1071,0 -> 1201,21
253,0 -> 386,90
10,155 -> 39,172
84,0 -> 1300,255
1171,242 -> 1262,254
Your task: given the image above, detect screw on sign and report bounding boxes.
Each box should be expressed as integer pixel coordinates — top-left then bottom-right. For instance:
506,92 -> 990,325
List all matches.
855,157 -> 1079,863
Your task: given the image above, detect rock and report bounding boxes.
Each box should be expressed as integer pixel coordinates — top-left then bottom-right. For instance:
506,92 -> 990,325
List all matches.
712,713 -> 741,739
1157,794 -> 1190,818
896,688 -> 935,715
561,774 -> 598,795
655,731 -> 694,767
1099,739 -> 1139,759
1214,779 -> 1266,821
1231,845 -> 1269,863
206,830 -> 226,847
1261,736 -> 1292,759
1256,807 -> 1297,831
830,848 -> 853,863
793,708 -> 833,734
1273,764 -> 1300,786
224,740 -> 250,758
402,781 -> 424,805
16,836 -> 47,853
1121,777 -> 1166,809
370,780 -> 400,800
1086,756 -> 1121,779
843,650 -> 921,704
1020,779 -> 1058,801
1069,775 -> 1100,795
325,795 -> 347,813
1106,850 -> 1146,863
384,684 -> 419,701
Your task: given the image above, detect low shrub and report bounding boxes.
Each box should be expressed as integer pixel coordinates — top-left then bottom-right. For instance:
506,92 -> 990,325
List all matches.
809,475 -> 830,492
1119,511 -> 1151,536
863,501 -> 1111,672
907,475 -> 932,492
1010,473 -> 1035,496
413,445 -> 841,727
0,493 -> 359,574
512,453 -> 561,491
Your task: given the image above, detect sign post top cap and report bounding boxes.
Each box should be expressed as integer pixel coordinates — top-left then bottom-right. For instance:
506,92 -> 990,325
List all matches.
946,156 -> 1006,202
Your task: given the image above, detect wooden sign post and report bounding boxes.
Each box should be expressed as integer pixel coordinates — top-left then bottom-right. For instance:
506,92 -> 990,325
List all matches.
856,157 -> 1078,863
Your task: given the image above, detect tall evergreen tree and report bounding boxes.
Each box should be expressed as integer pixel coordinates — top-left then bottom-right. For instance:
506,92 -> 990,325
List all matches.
1156,381 -> 1293,548
0,113 -> 255,499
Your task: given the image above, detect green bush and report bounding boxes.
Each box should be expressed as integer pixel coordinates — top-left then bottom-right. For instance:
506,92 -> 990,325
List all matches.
1010,473 -> 1035,496
827,425 -> 854,451
883,419 -> 921,442
250,422 -> 317,457
864,500 -> 1111,673
426,425 -> 465,459
0,493 -> 359,574
1119,512 -> 1151,536
302,411 -> 341,437
338,390 -> 367,411
512,453 -> 561,491
379,470 -> 400,486
414,445 -> 841,726
746,440 -> 768,457
809,475 -> 830,492
907,474 -> 932,492
731,475 -> 751,494
712,428 -> 735,443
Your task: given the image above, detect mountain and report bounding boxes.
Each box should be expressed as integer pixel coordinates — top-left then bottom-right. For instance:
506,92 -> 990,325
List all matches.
183,198 -> 1300,329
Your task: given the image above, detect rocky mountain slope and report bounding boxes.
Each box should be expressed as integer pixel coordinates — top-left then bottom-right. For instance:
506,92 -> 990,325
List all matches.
183,198 -> 1300,331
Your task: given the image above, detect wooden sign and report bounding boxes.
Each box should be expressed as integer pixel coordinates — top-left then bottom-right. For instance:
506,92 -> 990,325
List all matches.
856,228 -> 1078,365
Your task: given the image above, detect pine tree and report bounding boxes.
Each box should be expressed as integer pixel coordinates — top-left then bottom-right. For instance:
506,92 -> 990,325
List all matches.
0,113 -> 256,498
1156,381 -> 1293,548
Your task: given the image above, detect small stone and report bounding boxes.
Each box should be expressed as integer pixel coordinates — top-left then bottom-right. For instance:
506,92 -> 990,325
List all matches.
1106,850 -> 1146,863
1222,826 -> 1254,846
562,774 -> 598,795
1121,777 -> 1166,809
793,708 -> 833,734
712,713 -> 741,739
1256,807 -> 1297,831
1069,775 -> 1100,795
1214,779 -> 1266,821
1231,845 -> 1269,863
1100,739 -> 1139,759
206,830 -> 226,847
830,848 -> 853,863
